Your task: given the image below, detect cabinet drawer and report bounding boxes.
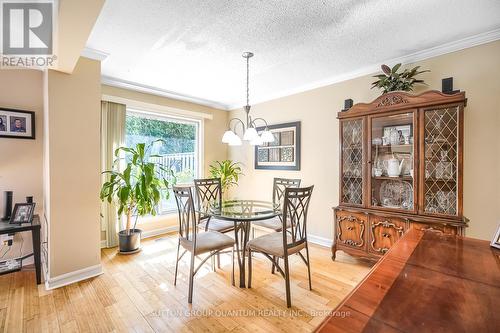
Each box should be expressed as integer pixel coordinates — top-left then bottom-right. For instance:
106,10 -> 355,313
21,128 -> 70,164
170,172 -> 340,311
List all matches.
369,216 -> 407,255
410,222 -> 458,235
335,211 -> 367,251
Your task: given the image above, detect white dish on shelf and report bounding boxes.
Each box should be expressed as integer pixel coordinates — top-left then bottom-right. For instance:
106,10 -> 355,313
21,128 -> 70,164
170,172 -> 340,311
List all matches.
379,180 -> 413,210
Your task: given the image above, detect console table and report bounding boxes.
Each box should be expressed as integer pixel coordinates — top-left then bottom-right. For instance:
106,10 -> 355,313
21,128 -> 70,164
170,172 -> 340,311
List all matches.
317,228 -> 500,332
0,215 -> 41,284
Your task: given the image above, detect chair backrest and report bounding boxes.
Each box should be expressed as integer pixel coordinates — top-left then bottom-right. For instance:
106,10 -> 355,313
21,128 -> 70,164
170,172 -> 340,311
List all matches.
282,186 -> 314,249
173,186 -> 197,242
194,178 -> 222,213
273,178 -> 301,207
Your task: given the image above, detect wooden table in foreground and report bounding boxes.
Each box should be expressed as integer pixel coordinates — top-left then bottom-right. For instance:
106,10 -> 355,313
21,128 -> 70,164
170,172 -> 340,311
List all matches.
316,228 -> 500,333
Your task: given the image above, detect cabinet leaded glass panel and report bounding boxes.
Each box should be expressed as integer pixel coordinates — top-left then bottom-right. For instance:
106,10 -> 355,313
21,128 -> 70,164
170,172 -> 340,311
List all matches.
424,106 -> 459,215
341,119 -> 363,205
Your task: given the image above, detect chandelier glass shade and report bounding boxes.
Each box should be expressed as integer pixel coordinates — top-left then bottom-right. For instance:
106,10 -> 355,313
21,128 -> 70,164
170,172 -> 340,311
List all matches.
222,52 -> 274,146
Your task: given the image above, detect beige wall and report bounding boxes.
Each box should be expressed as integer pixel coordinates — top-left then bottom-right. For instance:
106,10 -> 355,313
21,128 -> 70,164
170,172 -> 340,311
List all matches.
229,41 -> 500,241
45,57 -> 102,277
100,85 -> 229,235
0,69 -> 44,259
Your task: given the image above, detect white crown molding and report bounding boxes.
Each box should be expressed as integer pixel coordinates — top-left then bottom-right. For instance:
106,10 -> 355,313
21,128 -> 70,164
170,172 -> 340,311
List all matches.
101,76 -> 230,111
81,47 -> 109,61
226,28 -> 500,110
45,264 -> 103,290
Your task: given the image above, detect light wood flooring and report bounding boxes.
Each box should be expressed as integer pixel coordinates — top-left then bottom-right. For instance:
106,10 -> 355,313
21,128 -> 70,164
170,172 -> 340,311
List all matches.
0,233 -> 372,332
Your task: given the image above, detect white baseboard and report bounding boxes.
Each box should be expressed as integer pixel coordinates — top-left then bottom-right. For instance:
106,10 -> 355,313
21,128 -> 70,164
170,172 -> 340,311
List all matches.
142,226 -> 177,239
308,234 -> 333,248
100,226 -> 177,249
44,264 -> 103,290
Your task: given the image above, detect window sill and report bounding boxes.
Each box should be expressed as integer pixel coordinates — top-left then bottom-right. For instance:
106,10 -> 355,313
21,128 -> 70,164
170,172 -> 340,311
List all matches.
136,213 -> 177,225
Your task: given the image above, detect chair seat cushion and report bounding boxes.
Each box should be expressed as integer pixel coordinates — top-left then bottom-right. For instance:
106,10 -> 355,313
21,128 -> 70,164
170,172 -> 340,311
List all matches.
198,217 -> 235,233
252,216 -> 290,231
247,232 -> 305,257
180,231 -> 234,255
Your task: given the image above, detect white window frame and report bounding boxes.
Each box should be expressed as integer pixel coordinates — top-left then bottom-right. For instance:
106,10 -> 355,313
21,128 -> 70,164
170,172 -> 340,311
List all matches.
126,107 -> 203,214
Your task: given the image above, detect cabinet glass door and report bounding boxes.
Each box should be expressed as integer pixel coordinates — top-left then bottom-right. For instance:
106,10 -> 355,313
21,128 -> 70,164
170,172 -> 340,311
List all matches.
340,118 -> 364,206
369,111 -> 416,212
423,106 -> 459,216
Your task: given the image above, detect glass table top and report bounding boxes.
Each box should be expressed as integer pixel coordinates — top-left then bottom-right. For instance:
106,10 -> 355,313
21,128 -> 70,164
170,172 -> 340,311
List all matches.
198,200 -> 281,221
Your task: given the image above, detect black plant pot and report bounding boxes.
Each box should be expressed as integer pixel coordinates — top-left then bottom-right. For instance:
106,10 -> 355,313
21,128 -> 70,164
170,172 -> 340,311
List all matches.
118,229 -> 142,254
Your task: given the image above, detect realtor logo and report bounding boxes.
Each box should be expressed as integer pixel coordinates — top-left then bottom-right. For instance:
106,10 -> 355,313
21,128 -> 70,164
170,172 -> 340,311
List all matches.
2,1 -> 53,55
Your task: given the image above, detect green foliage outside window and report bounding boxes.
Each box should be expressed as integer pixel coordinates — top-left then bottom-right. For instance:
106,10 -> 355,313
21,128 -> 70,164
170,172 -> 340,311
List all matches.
126,115 -> 196,154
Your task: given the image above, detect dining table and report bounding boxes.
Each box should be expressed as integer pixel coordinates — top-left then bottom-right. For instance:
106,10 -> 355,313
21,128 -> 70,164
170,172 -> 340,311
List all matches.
198,199 -> 281,288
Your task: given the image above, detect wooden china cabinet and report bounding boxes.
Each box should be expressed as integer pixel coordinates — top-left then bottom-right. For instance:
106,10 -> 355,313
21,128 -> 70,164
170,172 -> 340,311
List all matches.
332,90 -> 467,261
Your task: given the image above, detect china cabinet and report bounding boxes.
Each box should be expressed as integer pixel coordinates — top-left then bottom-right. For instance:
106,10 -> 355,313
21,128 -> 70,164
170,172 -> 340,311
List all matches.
333,90 -> 467,261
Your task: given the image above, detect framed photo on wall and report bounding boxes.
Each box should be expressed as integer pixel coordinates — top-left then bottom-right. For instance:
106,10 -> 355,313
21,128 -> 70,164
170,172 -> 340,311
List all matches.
255,121 -> 301,170
0,108 -> 35,140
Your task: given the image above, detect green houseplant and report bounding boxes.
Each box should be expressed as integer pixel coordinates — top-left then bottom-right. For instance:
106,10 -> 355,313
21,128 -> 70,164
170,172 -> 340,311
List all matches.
371,63 -> 429,94
100,140 -> 175,253
209,160 -> 243,193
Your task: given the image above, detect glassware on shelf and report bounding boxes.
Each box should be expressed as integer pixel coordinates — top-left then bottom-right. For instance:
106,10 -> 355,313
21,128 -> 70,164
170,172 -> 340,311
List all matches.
425,162 -> 433,179
379,180 -> 413,210
435,150 -> 453,180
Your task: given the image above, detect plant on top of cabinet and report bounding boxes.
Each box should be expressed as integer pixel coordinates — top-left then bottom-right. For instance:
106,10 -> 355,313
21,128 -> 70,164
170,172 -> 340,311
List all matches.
371,63 -> 429,94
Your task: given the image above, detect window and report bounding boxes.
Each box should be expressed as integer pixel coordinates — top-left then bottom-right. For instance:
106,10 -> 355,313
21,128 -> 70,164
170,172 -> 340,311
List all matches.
125,109 -> 201,214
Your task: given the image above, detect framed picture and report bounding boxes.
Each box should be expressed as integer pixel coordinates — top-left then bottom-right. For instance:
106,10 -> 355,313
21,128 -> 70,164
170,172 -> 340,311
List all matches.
382,124 -> 412,139
491,224 -> 500,250
10,203 -> 36,224
0,108 -> 35,139
255,121 -> 301,170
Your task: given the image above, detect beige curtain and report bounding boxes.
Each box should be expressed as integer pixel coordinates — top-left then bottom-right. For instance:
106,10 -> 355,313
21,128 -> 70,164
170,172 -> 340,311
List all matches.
101,101 -> 126,248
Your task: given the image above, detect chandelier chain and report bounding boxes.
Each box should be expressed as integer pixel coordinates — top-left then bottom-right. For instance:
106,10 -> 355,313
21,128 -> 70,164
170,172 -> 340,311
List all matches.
246,55 -> 250,107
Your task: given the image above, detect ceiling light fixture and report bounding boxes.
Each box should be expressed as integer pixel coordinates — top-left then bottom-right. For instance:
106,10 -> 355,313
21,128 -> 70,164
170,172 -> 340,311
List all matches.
222,52 -> 274,146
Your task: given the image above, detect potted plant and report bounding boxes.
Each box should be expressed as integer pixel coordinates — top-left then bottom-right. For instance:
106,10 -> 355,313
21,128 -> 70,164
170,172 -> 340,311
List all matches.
371,63 -> 429,94
100,141 -> 175,253
209,160 -> 244,193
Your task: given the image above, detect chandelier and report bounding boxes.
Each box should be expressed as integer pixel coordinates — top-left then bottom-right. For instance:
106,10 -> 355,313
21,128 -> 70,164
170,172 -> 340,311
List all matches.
222,52 -> 274,146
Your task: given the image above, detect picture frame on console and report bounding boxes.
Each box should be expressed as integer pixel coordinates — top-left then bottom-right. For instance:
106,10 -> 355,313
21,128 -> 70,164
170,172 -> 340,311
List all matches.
0,108 -> 35,140
10,203 -> 36,224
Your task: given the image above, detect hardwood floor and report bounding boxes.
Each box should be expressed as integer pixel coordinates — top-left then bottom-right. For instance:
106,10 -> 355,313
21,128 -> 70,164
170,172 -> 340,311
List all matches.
0,233 -> 372,332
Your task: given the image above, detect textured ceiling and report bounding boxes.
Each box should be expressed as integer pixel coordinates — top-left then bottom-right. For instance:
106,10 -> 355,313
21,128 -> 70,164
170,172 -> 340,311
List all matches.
87,0 -> 500,109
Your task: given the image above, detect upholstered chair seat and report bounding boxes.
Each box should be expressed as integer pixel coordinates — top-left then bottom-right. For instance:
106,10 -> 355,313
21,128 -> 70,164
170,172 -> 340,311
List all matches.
198,218 -> 235,233
247,232 -> 305,257
252,216 -> 290,232
180,231 -> 234,255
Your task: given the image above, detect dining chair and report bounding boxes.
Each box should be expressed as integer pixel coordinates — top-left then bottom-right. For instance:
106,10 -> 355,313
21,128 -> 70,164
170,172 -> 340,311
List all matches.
194,178 -> 235,234
194,178 -> 235,269
251,178 -> 301,273
173,186 -> 235,303
252,178 -> 301,233
247,185 -> 314,308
